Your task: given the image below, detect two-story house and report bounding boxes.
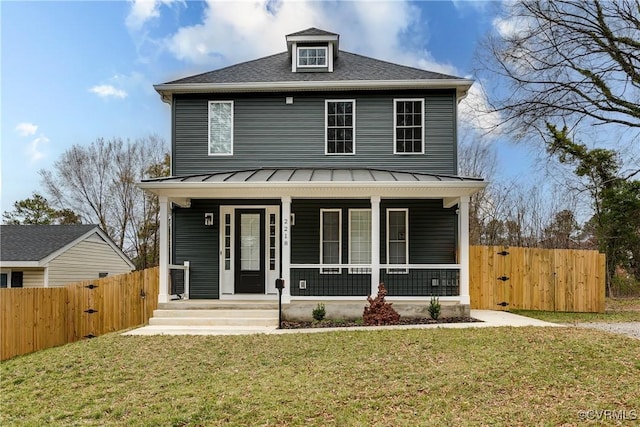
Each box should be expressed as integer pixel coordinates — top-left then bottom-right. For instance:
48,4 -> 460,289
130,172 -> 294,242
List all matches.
140,28 -> 486,320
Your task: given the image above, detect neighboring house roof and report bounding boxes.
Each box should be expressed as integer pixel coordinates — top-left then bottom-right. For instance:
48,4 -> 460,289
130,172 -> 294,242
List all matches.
0,224 -> 134,268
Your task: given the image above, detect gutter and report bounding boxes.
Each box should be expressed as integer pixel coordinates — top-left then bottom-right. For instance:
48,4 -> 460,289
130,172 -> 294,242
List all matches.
154,79 -> 473,105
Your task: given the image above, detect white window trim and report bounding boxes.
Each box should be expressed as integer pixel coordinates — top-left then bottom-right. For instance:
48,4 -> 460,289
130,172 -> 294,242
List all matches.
297,46 -> 328,68
208,100 -> 234,156
393,98 -> 425,155
320,209 -> 342,274
348,209 -> 372,274
325,99 -> 356,156
0,269 -> 11,288
387,208 -> 409,274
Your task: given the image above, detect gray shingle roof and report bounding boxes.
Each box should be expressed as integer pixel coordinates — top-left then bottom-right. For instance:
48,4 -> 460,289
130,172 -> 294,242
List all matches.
164,50 -> 462,85
287,27 -> 338,37
1,224 -> 99,262
142,168 -> 485,184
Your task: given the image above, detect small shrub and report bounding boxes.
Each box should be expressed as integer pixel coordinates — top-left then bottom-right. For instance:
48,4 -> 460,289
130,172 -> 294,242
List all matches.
428,297 -> 441,320
312,303 -> 326,321
363,283 -> 400,325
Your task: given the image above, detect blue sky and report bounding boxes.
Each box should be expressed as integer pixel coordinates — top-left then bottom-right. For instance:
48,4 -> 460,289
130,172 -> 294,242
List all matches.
1,0 -> 533,213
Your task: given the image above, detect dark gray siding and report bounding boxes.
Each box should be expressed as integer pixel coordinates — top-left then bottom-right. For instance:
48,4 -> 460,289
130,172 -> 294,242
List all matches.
173,90 -> 457,175
291,199 -> 456,265
173,199 -> 281,299
289,199 -> 457,296
173,200 -> 219,299
380,199 -> 458,297
380,199 -> 457,264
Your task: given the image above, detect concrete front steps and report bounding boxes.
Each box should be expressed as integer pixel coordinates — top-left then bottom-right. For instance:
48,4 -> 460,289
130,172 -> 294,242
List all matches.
148,300 -> 279,328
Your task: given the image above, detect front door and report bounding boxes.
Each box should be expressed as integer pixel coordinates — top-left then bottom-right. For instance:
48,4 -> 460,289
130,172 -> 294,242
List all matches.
234,209 -> 265,293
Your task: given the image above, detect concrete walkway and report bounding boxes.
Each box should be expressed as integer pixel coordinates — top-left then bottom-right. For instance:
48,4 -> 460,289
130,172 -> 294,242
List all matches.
123,310 -> 561,336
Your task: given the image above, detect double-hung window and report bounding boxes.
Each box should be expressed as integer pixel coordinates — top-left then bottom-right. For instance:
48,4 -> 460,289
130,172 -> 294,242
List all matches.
320,209 -> 341,273
208,101 -> 233,156
297,46 -> 327,67
387,209 -> 408,273
349,209 -> 371,273
394,99 -> 424,154
326,100 -> 355,154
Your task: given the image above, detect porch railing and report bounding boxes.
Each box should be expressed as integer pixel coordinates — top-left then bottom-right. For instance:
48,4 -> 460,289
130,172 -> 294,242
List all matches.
289,264 -> 460,297
169,261 -> 190,299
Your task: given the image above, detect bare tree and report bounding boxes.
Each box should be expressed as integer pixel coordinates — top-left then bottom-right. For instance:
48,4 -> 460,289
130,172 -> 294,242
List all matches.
476,0 -> 640,139
40,135 -> 169,267
458,124 -> 497,245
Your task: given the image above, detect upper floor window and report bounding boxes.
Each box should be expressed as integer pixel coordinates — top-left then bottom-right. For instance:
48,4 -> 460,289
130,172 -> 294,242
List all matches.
298,46 -> 327,67
326,100 -> 355,155
208,101 -> 233,156
394,99 -> 424,154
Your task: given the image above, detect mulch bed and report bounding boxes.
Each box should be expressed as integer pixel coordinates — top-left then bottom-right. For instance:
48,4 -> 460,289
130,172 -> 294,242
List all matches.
280,317 -> 482,329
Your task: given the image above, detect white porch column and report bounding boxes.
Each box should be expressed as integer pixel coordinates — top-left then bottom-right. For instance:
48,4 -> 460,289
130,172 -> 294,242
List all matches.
158,196 -> 170,304
281,196 -> 292,303
371,196 -> 381,296
458,195 -> 470,305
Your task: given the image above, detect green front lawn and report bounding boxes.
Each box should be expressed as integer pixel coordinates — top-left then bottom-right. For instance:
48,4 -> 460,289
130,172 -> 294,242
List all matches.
2,327 -> 639,426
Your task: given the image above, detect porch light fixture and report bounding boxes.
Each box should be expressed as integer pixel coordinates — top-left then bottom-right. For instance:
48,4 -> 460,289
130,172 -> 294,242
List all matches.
204,212 -> 214,226
290,213 -> 295,226
285,96 -> 294,104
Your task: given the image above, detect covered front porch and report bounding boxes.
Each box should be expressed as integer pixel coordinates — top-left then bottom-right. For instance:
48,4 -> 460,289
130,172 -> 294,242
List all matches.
139,168 -> 486,313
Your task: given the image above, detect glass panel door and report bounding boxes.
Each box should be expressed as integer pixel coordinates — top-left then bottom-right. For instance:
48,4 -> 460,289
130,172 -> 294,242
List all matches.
234,209 -> 265,294
240,214 -> 260,271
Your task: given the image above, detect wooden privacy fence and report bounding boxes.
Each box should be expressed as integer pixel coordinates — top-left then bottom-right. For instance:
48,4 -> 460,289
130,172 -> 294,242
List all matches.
470,246 -> 606,313
1,267 -> 159,361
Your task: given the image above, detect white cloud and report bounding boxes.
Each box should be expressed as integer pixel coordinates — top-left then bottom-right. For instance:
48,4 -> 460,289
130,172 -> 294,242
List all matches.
162,0 -> 429,70
459,81 -> 503,137
90,85 -> 128,99
27,135 -> 50,163
126,0 -> 182,30
15,122 -> 38,137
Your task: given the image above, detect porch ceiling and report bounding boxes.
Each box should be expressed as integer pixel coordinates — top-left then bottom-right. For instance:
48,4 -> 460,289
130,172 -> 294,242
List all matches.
139,168 -> 487,200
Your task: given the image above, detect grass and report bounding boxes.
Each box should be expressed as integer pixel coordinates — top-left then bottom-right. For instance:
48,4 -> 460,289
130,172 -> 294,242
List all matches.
2,327 -> 639,426
511,297 -> 640,324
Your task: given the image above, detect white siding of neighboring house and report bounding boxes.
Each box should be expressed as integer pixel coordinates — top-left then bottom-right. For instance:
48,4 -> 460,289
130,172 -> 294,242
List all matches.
22,268 -> 46,287
46,233 -> 133,287
0,267 -> 45,288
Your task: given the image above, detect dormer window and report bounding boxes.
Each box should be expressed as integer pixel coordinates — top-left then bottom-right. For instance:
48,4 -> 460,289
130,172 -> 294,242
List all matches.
297,47 -> 327,67
287,28 -> 339,73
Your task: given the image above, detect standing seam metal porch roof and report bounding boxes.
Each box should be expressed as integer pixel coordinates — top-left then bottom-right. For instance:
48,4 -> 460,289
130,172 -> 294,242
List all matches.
141,168 -> 485,184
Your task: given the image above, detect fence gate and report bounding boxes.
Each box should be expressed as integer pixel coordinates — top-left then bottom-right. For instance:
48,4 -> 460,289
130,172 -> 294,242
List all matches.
67,282 -> 101,340
470,246 -> 605,313
495,248 -> 511,309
